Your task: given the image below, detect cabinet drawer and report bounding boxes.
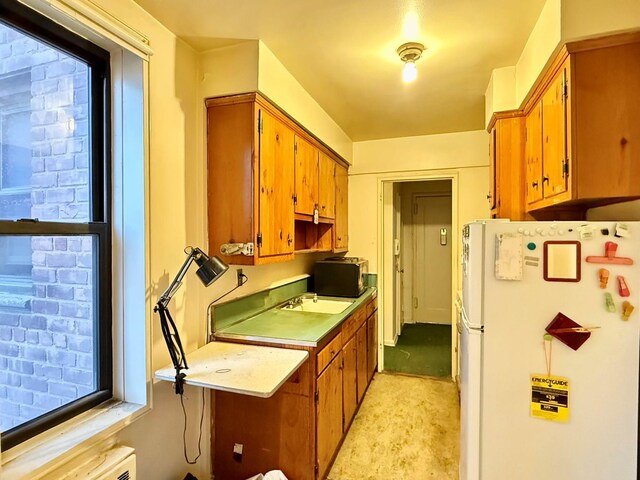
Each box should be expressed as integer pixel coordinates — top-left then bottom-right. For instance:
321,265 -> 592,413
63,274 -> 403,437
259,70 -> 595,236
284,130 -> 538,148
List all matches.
317,332 -> 342,376
366,298 -> 377,318
341,307 -> 366,342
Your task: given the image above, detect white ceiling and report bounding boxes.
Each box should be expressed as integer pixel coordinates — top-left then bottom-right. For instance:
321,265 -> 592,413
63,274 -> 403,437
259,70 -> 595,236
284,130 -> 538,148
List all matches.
133,0 -> 545,141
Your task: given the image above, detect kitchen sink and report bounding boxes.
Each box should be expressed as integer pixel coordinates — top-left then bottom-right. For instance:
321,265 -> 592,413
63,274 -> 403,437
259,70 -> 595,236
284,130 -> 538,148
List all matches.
280,296 -> 353,314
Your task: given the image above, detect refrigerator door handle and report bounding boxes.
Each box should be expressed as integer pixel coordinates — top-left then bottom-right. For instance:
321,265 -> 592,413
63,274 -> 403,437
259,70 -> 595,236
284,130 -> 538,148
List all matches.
461,306 -> 483,332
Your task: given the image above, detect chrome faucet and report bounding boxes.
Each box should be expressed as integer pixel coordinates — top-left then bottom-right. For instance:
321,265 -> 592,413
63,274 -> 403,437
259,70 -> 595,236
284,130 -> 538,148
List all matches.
313,293 -> 318,303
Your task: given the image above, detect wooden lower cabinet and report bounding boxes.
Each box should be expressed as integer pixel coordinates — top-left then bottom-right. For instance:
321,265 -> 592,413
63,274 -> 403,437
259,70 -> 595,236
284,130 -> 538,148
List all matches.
356,323 -> 368,403
367,311 -> 378,381
342,335 -> 358,429
213,381 -> 314,480
316,352 -> 343,479
213,296 -> 378,480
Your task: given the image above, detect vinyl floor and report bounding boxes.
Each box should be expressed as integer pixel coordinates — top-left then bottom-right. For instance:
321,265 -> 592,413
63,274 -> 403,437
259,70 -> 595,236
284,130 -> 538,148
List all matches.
327,373 -> 459,480
384,323 -> 452,377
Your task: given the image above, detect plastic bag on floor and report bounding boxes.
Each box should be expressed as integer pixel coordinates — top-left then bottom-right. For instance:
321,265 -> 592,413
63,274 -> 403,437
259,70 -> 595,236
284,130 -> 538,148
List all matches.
245,470 -> 288,480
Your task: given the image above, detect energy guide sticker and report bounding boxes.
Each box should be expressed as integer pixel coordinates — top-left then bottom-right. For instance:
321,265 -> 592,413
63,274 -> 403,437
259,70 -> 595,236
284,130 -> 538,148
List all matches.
530,374 -> 569,423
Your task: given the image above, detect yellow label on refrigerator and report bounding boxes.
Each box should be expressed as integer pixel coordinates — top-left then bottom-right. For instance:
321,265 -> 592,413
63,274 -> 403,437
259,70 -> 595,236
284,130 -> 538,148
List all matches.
530,374 -> 569,422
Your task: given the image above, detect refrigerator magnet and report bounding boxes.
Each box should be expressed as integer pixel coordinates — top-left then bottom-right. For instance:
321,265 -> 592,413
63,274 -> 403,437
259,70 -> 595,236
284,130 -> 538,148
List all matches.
546,312 -> 592,351
495,233 -> 523,280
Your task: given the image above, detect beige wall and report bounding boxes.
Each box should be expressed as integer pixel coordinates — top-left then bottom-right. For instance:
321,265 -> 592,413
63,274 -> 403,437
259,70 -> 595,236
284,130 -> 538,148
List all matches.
514,0 -> 562,107
257,42 -> 353,163
485,66 -> 517,127
561,0 -> 640,41
349,129 -> 490,272
486,0 -> 640,119
53,1 -> 350,479
199,41 -> 259,97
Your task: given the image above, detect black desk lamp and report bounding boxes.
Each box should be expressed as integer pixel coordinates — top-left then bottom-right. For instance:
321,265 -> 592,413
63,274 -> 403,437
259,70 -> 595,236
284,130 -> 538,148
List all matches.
154,246 -> 229,394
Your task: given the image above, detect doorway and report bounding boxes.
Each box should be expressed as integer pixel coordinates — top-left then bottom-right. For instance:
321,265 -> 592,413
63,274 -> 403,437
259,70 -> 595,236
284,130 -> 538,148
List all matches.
383,179 -> 453,378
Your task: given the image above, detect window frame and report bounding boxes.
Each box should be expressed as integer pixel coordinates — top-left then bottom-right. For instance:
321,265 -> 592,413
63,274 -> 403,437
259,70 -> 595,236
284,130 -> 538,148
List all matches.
0,0 -> 112,451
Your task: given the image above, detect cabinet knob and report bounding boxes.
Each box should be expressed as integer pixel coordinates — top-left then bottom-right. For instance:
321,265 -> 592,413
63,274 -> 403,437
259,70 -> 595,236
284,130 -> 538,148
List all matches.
486,194 -> 491,200
543,176 -> 549,184
532,181 -> 539,188
338,237 -> 342,241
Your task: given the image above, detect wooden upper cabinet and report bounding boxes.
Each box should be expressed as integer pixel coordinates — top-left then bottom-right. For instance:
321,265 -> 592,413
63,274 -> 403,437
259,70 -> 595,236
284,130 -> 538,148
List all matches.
525,101 -> 543,205
206,92 -> 350,263
294,135 -> 319,216
334,164 -> 348,251
489,114 -> 527,220
207,100 -> 256,265
488,127 -> 497,212
258,108 -> 295,257
570,41 -> 640,202
522,38 -> 640,217
318,152 -> 336,219
541,60 -> 569,201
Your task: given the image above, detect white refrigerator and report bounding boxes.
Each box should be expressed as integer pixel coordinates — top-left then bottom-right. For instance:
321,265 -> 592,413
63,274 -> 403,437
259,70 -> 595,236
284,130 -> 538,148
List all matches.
459,220 -> 639,480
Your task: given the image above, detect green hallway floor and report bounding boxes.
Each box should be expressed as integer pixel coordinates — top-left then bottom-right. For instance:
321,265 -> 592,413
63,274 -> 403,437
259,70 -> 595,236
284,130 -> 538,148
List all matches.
384,323 -> 452,377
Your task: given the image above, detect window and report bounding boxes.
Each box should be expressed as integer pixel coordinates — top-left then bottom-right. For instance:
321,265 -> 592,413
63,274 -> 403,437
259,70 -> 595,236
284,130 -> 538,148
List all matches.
0,2 -> 111,451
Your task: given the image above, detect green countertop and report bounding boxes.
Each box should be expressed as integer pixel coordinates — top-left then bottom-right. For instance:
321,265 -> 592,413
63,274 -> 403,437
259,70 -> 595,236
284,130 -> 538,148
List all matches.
215,288 -> 376,347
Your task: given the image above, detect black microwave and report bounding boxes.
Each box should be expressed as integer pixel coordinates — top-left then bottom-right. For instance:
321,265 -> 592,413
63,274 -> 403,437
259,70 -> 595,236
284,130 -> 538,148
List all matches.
314,257 -> 368,298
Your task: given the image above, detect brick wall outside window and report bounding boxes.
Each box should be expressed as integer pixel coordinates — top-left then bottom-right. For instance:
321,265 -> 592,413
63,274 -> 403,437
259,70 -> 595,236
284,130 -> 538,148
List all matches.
0,24 -> 95,432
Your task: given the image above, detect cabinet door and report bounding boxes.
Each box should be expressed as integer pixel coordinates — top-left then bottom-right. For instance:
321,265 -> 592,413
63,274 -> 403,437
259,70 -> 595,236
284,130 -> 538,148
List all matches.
342,335 -> 357,430
541,63 -> 569,199
318,152 -> 336,219
334,164 -> 348,250
525,101 -> 543,205
316,352 -> 343,479
488,127 -> 497,211
356,323 -> 367,402
367,312 -> 378,381
294,135 -> 318,216
258,109 -> 295,256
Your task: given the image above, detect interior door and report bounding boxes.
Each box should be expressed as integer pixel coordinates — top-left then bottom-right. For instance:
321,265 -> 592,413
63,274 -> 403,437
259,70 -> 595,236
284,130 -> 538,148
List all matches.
412,195 -> 452,324
258,109 -> 295,256
393,189 -> 403,333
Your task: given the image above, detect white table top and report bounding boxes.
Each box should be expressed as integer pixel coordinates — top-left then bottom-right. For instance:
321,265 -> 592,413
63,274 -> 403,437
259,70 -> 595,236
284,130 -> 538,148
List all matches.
154,341 -> 309,398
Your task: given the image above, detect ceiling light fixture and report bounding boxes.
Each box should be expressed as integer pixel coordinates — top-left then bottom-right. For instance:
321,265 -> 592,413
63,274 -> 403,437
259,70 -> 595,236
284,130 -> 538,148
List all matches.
397,42 -> 425,83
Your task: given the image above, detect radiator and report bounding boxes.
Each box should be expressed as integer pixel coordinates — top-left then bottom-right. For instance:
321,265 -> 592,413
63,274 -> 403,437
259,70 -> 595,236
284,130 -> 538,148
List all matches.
42,446 -> 136,480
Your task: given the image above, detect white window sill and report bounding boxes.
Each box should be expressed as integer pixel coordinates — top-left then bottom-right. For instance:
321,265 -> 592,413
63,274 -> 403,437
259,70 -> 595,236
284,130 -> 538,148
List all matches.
1,399 -> 148,480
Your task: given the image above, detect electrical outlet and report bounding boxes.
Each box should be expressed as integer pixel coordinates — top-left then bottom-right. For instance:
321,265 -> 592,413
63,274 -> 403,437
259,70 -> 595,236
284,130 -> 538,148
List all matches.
236,268 -> 244,287
233,442 -> 243,462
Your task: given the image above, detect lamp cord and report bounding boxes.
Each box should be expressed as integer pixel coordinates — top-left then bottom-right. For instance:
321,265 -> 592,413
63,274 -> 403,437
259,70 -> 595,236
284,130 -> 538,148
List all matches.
210,273 -> 248,304
180,387 -> 205,465
156,272 -> 249,466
